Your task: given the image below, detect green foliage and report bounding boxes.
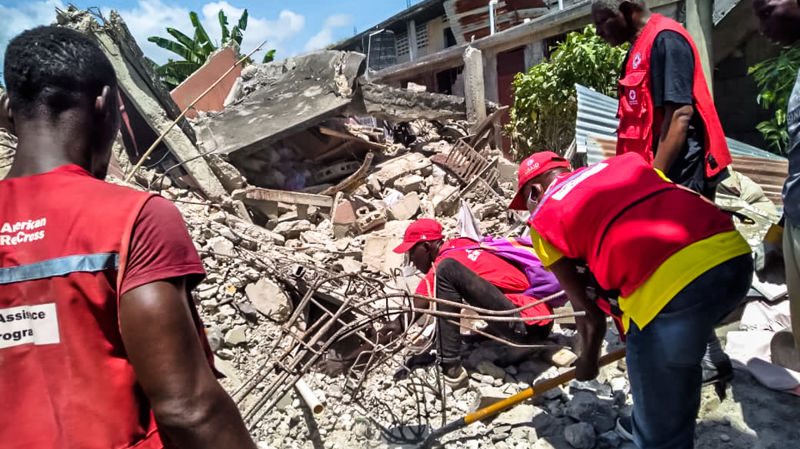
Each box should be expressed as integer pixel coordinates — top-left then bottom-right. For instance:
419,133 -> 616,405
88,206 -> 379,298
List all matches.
506,25 -> 628,160
148,9 -> 274,90
748,47 -> 800,155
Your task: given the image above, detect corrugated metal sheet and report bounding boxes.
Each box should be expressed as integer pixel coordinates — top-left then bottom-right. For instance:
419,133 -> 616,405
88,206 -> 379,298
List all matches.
575,83 -> 789,205
444,0 -> 549,44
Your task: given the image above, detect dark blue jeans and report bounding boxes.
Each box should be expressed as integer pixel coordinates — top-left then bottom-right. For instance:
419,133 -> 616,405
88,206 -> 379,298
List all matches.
626,254 -> 753,449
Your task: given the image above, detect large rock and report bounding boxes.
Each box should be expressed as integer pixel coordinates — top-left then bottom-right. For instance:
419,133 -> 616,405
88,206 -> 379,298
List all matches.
245,278 -> 292,322
565,391 -> 618,433
476,360 -> 506,379
470,385 -> 515,411
564,422 -> 596,449
224,325 -> 248,346
430,184 -> 459,215
388,192 -> 420,221
597,430 -> 622,448
273,219 -> 314,239
207,236 -> 235,257
494,404 -> 538,426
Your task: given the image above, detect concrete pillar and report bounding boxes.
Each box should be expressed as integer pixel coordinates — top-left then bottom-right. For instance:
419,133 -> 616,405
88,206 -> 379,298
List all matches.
483,49 -> 499,103
685,0 -> 714,93
407,20 -> 417,62
523,41 -> 545,70
463,46 -> 487,130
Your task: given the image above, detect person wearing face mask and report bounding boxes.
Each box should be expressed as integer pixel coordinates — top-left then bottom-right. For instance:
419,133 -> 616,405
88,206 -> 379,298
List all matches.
512,151 -> 752,449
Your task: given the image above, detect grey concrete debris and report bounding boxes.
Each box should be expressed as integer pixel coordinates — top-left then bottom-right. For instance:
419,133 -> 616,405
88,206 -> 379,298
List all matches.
194,51 -> 366,157
564,422 -> 597,449
245,278 -> 293,322
565,391 -> 618,433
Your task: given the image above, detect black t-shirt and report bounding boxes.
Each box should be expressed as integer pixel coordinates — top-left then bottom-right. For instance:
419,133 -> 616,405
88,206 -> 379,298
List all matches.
621,30 -> 725,196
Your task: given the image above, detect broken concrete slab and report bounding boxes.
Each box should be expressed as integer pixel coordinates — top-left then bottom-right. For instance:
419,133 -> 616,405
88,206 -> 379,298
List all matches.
430,184 -> 459,215
245,278 -> 293,322
194,51 -> 366,157
57,7 -> 230,202
233,186 -> 334,222
372,152 -> 433,187
273,219 -> 314,239
394,174 -> 425,194
224,325 -> 248,346
358,82 -> 470,123
388,192 -> 420,221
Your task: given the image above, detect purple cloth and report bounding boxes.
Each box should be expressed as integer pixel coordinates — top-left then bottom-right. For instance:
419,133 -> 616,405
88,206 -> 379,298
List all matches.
441,235 -> 567,307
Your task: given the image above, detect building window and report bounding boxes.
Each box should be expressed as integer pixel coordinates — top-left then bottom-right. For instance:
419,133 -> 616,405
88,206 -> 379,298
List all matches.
415,22 -> 429,51
444,27 -> 457,48
396,31 -> 409,57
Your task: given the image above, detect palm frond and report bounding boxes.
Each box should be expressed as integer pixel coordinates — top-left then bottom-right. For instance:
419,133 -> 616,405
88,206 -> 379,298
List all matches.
147,36 -> 192,60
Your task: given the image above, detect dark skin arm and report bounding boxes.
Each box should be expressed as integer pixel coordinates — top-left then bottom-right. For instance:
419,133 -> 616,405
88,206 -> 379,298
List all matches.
653,103 -> 694,174
120,278 -> 256,449
548,258 -> 607,381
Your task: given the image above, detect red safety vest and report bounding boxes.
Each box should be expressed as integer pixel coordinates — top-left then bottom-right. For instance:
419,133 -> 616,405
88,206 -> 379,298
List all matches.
1,165 -> 165,448
616,13 -> 731,178
528,153 -> 735,297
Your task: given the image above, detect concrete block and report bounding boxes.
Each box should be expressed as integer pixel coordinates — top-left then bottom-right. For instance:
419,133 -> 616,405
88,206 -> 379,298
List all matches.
394,174 -> 425,194
372,152 -> 432,187
245,278 -> 292,322
431,184 -> 459,215
388,192 -> 420,221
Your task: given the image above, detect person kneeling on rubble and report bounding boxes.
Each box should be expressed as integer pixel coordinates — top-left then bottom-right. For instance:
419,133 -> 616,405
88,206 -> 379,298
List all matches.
391,218 -> 560,388
516,151 -> 752,449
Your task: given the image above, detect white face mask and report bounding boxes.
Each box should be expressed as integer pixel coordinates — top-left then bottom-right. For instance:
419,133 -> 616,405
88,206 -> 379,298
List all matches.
526,184 -> 543,212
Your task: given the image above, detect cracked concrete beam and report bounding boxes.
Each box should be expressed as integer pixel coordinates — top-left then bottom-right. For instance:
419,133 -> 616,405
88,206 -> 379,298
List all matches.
56,7 -> 229,202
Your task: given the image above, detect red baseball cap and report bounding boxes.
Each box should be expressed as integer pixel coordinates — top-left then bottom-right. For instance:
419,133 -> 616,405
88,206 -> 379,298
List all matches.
508,151 -> 570,210
392,219 -> 444,254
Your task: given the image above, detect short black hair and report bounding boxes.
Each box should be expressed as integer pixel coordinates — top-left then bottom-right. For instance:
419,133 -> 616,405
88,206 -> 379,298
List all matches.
3,26 -> 117,118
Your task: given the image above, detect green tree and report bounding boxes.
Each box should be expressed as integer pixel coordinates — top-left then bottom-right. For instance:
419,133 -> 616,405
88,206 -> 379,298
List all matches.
748,47 -> 800,155
506,25 -> 628,160
148,9 -> 275,89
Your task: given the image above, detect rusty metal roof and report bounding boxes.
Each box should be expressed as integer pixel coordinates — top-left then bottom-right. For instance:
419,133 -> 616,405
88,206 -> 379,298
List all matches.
575,84 -> 788,205
444,0 -> 549,44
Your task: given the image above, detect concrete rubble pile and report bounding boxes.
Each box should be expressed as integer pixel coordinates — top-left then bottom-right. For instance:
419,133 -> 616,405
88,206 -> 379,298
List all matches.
3,8 -> 790,449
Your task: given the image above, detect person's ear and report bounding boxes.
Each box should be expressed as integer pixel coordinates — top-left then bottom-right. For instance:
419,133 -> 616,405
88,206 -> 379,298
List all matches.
1,94 -> 14,134
95,86 -> 120,132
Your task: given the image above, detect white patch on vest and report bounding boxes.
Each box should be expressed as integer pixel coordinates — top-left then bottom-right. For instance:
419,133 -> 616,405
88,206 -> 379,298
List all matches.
632,53 -> 642,69
628,89 -> 638,105
0,217 -> 47,247
0,303 -> 60,349
551,163 -> 609,201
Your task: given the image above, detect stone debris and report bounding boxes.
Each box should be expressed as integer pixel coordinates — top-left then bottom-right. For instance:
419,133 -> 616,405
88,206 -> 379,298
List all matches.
565,422 -> 597,449
5,9 -> 791,449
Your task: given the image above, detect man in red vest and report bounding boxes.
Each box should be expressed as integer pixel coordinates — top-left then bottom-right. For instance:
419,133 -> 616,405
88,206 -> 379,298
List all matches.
592,0 -> 736,396
391,219 -> 556,387
592,0 -> 732,199
516,151 -> 753,448
0,27 -> 256,448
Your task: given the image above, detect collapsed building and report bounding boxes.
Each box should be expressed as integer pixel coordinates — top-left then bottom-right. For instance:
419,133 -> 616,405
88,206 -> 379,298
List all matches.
1,5 -> 798,449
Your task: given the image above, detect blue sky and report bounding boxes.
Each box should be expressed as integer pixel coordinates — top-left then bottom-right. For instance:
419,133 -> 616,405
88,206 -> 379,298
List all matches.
0,0 -> 410,74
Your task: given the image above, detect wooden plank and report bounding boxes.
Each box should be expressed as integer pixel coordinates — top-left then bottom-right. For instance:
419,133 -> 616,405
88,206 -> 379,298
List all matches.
318,127 -> 387,150
232,187 -> 334,208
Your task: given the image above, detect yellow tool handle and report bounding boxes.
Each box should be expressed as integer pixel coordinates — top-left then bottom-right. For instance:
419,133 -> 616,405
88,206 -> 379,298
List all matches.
464,347 -> 627,425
